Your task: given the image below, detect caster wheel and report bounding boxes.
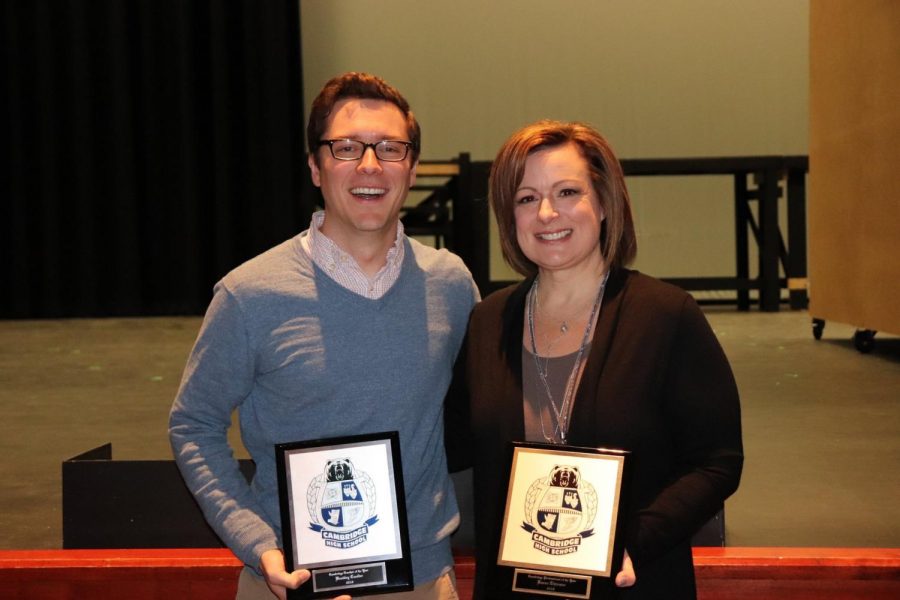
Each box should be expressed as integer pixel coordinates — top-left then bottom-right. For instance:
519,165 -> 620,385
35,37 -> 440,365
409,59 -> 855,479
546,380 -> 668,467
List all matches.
853,329 -> 876,354
812,319 -> 825,340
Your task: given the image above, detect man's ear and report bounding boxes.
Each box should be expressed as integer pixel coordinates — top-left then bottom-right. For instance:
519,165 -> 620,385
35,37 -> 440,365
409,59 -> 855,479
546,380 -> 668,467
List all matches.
308,153 -> 322,187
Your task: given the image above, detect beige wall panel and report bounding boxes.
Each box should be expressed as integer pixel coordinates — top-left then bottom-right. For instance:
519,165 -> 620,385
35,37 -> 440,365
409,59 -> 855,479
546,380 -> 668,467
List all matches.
809,0 -> 900,334
301,0 -> 808,283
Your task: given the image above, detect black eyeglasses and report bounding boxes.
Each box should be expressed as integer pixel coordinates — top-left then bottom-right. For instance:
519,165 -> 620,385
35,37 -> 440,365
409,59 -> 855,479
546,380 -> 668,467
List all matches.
317,139 -> 413,162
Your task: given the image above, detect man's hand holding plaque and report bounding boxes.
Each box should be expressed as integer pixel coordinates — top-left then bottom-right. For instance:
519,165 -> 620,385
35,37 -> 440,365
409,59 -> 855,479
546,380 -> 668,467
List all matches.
275,432 -> 413,599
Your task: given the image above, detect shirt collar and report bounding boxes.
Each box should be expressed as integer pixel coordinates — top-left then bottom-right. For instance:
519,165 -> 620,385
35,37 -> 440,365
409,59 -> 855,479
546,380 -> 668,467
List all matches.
301,210 -> 406,298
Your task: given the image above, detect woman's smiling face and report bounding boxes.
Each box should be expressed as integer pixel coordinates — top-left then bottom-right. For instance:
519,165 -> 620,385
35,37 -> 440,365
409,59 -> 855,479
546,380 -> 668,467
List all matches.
514,142 -> 605,274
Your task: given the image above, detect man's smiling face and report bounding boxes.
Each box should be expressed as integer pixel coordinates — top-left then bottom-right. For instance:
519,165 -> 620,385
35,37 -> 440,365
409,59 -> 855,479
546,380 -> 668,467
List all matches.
309,98 -> 417,250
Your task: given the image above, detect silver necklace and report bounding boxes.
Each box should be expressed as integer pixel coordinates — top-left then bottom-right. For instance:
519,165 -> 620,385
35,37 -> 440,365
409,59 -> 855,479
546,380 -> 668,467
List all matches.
527,271 -> 610,444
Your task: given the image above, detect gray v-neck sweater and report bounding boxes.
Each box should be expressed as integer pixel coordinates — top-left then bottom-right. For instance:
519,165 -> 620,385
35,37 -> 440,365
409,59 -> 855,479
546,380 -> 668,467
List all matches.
170,234 -> 478,583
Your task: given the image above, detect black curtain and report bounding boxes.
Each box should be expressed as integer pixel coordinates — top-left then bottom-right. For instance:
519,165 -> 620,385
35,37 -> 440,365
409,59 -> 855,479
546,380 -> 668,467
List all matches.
1,0 -> 310,318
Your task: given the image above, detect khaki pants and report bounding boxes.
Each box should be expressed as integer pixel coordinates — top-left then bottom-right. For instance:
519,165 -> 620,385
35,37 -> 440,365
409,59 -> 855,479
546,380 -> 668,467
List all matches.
236,567 -> 459,600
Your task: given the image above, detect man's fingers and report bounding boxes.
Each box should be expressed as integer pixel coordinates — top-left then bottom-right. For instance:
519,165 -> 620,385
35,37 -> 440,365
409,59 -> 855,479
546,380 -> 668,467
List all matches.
270,568 -> 309,590
285,569 -> 311,588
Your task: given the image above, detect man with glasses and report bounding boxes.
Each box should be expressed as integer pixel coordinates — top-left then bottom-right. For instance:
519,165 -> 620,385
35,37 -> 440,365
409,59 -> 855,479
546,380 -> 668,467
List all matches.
170,72 -> 478,600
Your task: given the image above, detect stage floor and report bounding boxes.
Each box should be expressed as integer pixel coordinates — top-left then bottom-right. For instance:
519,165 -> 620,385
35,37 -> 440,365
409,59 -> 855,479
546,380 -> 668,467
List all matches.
1,308 -> 898,549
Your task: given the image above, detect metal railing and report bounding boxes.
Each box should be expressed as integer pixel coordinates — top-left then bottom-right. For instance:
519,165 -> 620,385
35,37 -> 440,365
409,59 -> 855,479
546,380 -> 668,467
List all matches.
403,154 -> 808,312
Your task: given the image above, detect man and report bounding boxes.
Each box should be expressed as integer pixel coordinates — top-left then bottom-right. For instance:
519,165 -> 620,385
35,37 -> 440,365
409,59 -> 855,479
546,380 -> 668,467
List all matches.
169,72 -> 478,600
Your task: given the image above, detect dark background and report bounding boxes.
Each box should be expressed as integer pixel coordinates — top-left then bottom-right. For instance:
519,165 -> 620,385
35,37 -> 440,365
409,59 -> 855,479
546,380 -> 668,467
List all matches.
2,0 -> 313,318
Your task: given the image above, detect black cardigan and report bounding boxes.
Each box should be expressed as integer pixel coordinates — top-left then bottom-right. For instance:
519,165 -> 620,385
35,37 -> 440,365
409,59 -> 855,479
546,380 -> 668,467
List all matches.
446,269 -> 743,599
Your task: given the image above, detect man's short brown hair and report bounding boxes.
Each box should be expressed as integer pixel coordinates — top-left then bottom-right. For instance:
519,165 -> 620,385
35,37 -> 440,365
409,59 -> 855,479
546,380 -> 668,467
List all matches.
307,72 -> 421,166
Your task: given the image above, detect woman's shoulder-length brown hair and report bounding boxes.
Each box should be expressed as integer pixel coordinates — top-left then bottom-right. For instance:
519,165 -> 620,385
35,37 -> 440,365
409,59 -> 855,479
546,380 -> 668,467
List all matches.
489,120 -> 637,277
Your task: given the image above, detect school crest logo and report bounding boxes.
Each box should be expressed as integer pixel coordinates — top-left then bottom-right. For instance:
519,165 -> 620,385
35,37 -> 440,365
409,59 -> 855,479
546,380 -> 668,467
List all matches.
522,465 -> 598,556
307,458 -> 378,548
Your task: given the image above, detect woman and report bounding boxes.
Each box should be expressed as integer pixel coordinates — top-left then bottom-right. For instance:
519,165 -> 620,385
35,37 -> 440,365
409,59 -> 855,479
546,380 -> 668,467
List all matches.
446,120 -> 743,598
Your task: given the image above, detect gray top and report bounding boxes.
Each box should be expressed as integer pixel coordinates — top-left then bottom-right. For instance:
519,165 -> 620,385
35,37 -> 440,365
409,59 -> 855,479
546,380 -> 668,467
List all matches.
522,347 -> 583,444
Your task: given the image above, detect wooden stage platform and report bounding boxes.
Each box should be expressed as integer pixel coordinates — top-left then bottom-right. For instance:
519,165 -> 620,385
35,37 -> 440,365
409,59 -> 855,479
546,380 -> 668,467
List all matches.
1,547 -> 898,599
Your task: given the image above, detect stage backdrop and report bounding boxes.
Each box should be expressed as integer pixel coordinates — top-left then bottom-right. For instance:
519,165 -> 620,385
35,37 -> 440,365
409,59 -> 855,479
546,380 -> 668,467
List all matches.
2,0 -> 310,318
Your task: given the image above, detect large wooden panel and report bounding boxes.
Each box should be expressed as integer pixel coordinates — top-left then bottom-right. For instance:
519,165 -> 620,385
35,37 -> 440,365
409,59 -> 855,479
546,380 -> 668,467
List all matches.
808,0 -> 900,334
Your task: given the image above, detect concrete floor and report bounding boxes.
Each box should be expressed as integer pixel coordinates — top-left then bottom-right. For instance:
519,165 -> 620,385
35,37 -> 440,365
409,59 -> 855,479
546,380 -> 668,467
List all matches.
1,309 -> 898,549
